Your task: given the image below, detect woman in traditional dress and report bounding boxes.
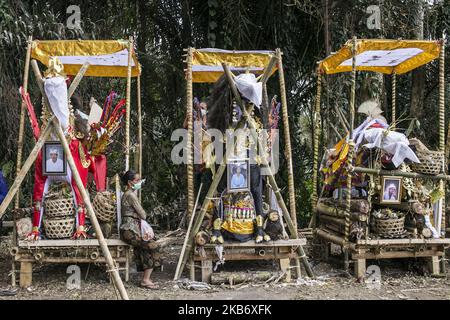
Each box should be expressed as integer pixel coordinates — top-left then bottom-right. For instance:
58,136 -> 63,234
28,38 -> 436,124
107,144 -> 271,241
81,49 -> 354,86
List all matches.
120,170 -> 161,289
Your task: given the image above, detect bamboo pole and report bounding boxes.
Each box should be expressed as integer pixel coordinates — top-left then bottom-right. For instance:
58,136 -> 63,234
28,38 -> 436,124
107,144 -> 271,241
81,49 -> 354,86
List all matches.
54,121 -> 129,300
14,36 -> 33,209
125,37 -> 133,171
391,72 -> 397,129
310,71 -> 322,228
222,63 -> 313,278
439,40 -> 446,235
352,166 -> 450,180
186,48 -> 195,219
275,49 -> 297,229
68,61 -> 90,99
257,55 -> 277,84
174,183 -> 202,280
344,37 -> 358,245
334,104 -> 350,131
137,76 -> 143,201
329,122 -> 343,140
31,59 -> 129,300
349,37 -> 357,135
0,121 -> 53,219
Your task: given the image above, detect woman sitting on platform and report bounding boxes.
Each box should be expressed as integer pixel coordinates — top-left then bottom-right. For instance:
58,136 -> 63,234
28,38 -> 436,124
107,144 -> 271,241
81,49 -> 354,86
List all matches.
120,170 -> 161,289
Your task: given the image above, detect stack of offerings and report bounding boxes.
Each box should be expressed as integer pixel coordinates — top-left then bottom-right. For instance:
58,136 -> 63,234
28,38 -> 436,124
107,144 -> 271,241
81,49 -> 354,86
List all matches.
372,209 -> 407,238
92,190 -> 117,222
43,182 -> 75,239
221,193 -> 256,242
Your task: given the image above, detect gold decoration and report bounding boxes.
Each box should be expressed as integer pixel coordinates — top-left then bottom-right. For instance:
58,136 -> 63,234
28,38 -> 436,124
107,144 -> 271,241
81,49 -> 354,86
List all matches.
44,57 -> 66,78
78,142 -> 91,168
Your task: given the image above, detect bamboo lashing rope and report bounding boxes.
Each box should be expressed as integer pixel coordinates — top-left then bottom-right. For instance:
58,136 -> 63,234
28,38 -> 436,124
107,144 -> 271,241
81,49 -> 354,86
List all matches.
276,49 -> 297,229
125,37 -> 133,171
14,36 -> 33,209
439,40 -> 445,235
186,47 -> 195,218
344,36 -> 358,244
392,72 -> 397,129
311,71 -> 322,228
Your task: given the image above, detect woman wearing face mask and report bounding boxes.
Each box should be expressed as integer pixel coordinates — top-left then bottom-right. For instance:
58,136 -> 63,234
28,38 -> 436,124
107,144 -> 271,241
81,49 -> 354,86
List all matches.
120,170 -> 161,289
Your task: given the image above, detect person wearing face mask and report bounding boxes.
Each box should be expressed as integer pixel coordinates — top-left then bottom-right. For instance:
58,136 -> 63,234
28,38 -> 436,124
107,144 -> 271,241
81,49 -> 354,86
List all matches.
120,170 -> 161,289
183,98 -> 211,202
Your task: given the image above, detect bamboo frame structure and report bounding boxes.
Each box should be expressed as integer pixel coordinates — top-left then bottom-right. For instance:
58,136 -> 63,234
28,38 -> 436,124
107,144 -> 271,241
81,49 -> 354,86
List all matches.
1,38 -> 143,298
221,63 -> 308,278
14,36 -> 33,209
312,38 -> 448,276
36,60 -> 129,299
176,48 -> 314,280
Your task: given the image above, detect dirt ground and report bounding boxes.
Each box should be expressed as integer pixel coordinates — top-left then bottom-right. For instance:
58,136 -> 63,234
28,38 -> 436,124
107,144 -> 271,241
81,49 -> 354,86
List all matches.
1,233 -> 450,300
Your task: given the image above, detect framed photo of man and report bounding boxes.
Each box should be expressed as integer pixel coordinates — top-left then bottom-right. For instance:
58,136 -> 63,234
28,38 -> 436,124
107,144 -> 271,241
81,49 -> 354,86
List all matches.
227,159 -> 250,193
43,141 -> 66,176
381,176 -> 402,204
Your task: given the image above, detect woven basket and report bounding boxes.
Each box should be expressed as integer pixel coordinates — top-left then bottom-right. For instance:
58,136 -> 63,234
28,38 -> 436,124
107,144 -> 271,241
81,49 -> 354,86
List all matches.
411,150 -> 444,175
44,197 -> 75,218
374,216 -> 405,238
93,191 -> 117,222
43,217 -> 75,239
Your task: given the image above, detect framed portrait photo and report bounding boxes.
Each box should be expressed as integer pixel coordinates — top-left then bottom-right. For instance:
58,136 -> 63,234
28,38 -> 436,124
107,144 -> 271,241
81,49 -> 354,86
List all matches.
380,176 -> 402,204
227,159 -> 250,193
43,141 -> 66,176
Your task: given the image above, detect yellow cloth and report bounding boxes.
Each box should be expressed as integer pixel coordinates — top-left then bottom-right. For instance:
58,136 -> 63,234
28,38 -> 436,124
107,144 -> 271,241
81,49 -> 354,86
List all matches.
331,137 -> 349,173
31,40 -> 141,77
221,219 -> 254,235
192,49 -> 277,83
319,39 -> 441,74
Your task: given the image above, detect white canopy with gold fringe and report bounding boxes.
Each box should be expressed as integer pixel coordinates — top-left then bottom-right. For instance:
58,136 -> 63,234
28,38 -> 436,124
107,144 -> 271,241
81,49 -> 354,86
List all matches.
318,39 -> 442,74
31,40 -> 141,77
192,48 -> 277,83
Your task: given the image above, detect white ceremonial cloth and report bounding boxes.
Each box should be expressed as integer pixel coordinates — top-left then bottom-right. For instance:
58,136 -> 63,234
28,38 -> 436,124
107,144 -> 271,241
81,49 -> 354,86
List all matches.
44,76 -> 69,131
234,73 -> 262,107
